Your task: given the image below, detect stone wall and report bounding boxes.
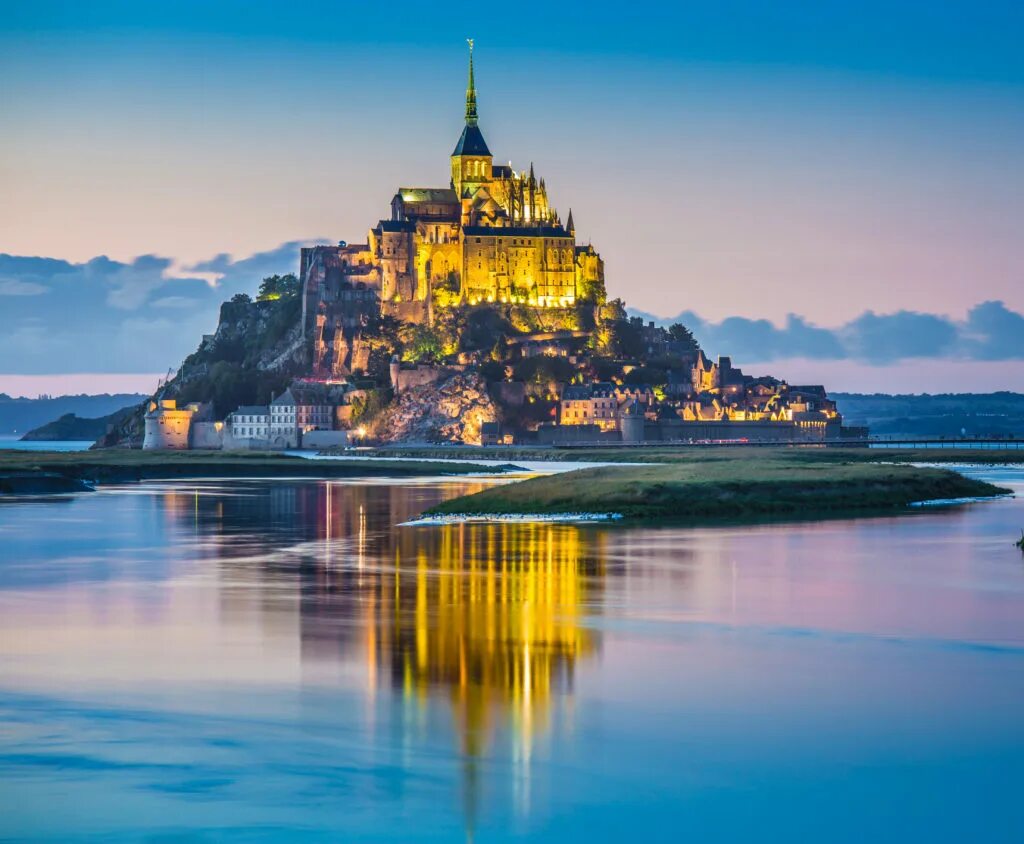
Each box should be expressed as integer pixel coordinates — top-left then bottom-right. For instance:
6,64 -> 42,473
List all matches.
646,419 -> 839,442
395,365 -> 450,393
190,422 -> 224,450
536,424 -> 619,445
300,430 -> 350,449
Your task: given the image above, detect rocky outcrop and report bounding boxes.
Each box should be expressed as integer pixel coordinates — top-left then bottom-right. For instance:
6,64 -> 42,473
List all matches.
96,296 -> 306,448
21,407 -> 135,441
371,372 -> 498,445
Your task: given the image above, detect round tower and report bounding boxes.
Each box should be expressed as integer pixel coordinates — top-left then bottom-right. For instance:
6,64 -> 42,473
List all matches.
142,399 -> 193,450
620,398 -> 645,444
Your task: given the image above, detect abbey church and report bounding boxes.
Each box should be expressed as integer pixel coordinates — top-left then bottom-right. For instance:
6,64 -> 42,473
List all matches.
300,42 -> 605,372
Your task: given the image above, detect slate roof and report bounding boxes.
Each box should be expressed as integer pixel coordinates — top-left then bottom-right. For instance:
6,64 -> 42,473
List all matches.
462,225 -> 572,238
375,220 -> 416,233
562,382 -> 617,401
398,188 -> 459,203
452,124 -> 491,157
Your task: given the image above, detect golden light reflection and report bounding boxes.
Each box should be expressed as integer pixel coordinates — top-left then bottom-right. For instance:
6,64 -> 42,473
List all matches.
298,481 -> 606,774
361,520 -> 602,761
164,479 -> 607,832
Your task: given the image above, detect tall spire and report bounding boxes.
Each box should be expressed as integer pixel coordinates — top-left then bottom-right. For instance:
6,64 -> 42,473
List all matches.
465,38 -> 478,126
566,208 -> 575,235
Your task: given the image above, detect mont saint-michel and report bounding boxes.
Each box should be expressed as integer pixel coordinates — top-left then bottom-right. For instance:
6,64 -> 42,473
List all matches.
118,44 -> 856,452
5,14 -> 1024,844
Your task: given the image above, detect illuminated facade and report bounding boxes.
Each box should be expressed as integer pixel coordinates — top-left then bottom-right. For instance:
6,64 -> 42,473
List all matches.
142,399 -> 217,449
560,383 -> 655,432
300,42 -> 606,338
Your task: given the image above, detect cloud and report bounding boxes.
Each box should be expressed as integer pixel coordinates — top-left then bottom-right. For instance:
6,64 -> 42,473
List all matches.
841,310 -> 959,363
631,300 -> 1024,365
0,242 -> 315,375
1,240 -> 1020,377
185,239 -> 328,296
961,300 -> 1024,360
0,279 -> 48,296
151,295 -> 204,309
672,311 -> 848,361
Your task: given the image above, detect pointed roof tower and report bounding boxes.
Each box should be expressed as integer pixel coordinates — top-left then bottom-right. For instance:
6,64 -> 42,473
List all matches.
452,39 -> 491,156
566,208 -> 575,235
465,37 -> 478,127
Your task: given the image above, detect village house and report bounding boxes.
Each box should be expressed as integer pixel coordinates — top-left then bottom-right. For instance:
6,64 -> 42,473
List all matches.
270,386 -> 338,447
228,406 -> 270,441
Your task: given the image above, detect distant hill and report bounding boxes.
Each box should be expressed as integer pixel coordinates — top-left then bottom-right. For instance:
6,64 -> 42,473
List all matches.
0,393 -> 147,436
19,406 -> 138,442
834,392 -> 1024,439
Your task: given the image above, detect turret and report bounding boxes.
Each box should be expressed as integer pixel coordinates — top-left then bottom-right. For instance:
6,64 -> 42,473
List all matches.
620,399 -> 645,444
527,163 -> 536,222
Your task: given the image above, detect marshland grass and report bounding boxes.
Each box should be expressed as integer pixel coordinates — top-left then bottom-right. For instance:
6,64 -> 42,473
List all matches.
424,449 -> 1010,523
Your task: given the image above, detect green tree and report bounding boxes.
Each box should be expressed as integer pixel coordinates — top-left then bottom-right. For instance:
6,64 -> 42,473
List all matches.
513,355 -> 576,386
462,305 -> 513,352
350,389 -> 391,424
400,324 -> 444,363
623,366 -> 668,386
478,360 -> 507,383
432,270 -> 462,308
600,316 -> 643,359
668,322 -> 700,353
257,273 -> 300,301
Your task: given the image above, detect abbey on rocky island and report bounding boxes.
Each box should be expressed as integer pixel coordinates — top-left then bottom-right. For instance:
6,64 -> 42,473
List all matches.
127,42 -> 864,450
300,41 -> 605,376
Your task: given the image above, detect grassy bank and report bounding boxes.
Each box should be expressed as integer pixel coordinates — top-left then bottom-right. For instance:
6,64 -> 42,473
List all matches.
424,451 -> 1010,523
0,449 -> 512,491
367,444 -> 1024,466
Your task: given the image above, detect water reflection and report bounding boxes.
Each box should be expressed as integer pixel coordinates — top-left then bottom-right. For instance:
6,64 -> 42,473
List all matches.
169,479 -> 608,826
5,473 -> 1024,841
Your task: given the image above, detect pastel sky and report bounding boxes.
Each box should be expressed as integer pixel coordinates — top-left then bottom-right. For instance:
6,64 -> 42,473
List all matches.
1,1 -> 1022,395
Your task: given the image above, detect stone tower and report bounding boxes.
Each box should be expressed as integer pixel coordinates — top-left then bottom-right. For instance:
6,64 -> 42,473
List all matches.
621,399 -> 646,444
450,39 -> 492,199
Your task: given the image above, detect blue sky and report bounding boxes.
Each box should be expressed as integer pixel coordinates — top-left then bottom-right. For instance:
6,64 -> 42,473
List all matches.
1,1 -> 1022,394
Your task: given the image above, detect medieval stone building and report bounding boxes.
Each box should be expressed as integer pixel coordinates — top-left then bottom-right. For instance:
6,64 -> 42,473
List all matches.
300,43 -> 606,376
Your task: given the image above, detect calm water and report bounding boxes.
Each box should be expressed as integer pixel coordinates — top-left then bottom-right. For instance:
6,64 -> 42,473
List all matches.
1,469 -> 1023,842
0,435 -> 93,452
